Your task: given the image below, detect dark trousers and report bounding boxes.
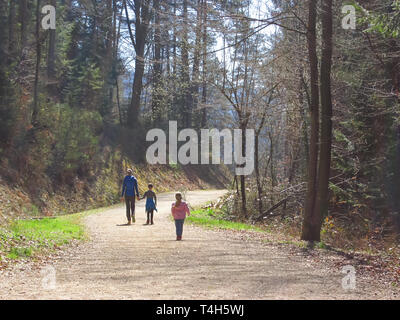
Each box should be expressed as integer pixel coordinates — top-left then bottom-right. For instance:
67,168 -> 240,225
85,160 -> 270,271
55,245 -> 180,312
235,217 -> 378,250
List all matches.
175,219 -> 185,236
147,210 -> 154,222
125,196 -> 135,221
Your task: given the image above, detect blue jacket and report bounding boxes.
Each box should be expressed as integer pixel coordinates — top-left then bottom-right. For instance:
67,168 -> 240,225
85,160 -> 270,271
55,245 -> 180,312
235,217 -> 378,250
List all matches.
121,175 -> 139,197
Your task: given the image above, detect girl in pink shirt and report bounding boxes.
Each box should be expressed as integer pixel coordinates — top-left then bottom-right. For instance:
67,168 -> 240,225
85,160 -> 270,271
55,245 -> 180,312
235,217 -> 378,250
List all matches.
171,193 -> 190,240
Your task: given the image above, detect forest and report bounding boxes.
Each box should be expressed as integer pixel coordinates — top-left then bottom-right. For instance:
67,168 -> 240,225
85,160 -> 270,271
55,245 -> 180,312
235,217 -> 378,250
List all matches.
1,0 -> 400,262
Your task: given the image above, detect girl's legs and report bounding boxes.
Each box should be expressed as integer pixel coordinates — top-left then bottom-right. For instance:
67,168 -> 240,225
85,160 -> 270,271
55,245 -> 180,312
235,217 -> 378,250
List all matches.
146,211 -> 150,224
174,219 -> 185,239
150,209 -> 154,224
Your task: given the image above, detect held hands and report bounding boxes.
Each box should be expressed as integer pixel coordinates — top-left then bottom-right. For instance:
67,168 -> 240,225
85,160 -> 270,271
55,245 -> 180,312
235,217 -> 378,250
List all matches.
120,196 -> 140,201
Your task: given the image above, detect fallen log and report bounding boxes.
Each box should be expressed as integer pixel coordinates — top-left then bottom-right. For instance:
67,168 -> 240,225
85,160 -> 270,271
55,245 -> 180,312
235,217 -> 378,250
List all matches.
255,197 -> 289,221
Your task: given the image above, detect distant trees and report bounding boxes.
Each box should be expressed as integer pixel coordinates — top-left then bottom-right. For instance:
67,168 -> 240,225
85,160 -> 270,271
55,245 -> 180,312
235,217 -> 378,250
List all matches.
120,0 -> 214,131
0,1 -> 118,182
0,0 -> 221,182
245,0 -> 400,242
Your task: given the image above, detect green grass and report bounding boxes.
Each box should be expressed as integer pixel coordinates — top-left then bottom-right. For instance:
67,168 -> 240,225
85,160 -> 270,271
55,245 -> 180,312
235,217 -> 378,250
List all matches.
0,206 -> 105,261
187,209 -> 265,232
316,241 -> 328,249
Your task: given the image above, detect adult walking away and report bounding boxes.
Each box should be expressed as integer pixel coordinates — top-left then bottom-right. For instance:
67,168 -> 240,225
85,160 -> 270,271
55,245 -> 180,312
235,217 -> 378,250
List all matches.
121,169 -> 140,225
171,193 -> 190,240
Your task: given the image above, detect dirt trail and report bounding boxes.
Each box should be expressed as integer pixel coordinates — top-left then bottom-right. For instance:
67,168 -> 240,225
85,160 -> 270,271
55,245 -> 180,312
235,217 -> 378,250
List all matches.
0,190 -> 398,299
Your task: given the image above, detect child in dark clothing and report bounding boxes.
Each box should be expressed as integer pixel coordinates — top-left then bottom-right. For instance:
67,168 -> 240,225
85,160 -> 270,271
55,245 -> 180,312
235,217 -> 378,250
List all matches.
141,184 -> 157,225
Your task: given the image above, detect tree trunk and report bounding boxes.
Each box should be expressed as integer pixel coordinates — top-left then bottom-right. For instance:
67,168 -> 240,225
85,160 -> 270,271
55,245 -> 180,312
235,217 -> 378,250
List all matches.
181,0 -> 191,127
0,0 -> 8,58
268,131 -> 275,204
20,0 -> 28,55
300,68 -> 310,168
255,110 -> 266,216
152,0 -> 162,123
32,0 -> 42,126
191,0 -> 202,127
200,0 -> 207,127
172,0 -> 177,77
255,131 -> 263,216
314,0 -> 333,233
125,0 -> 150,128
240,122 -> 247,218
128,55 -> 144,128
8,0 -> 16,58
47,0 -> 57,92
106,0 -> 114,107
301,0 -> 320,241
114,0 -> 123,125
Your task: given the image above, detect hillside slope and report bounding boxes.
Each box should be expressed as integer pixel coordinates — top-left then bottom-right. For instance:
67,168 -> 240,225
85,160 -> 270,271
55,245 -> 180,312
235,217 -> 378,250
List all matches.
0,157 -> 229,224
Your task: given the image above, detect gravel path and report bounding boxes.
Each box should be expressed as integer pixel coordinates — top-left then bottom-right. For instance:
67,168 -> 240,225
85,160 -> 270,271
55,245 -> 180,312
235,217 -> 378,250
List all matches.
0,190 -> 398,299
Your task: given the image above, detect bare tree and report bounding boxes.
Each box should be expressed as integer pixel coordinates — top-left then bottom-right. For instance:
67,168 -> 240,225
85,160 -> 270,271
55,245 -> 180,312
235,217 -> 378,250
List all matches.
124,0 -> 151,128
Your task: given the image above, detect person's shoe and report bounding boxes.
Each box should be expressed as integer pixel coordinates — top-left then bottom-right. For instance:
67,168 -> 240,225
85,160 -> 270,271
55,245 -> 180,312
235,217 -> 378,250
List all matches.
146,220 -> 149,225
127,220 -> 131,225
151,220 -> 154,225
132,216 -> 135,223
177,236 -> 182,241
